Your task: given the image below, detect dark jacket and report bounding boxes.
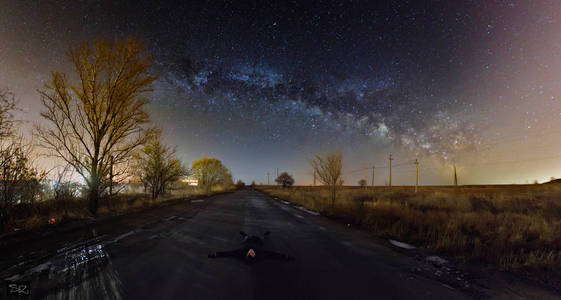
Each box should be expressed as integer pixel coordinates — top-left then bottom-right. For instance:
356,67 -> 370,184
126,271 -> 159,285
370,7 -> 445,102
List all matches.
208,232 -> 293,263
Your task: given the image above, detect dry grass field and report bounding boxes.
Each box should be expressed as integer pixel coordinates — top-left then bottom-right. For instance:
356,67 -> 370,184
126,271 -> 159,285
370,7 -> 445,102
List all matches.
255,184 -> 561,277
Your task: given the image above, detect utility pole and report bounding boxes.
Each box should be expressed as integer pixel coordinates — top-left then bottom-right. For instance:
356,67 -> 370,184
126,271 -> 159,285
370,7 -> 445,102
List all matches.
414,159 -> 419,193
388,154 -> 393,187
454,165 -> 458,186
267,172 -> 270,185
109,155 -> 114,196
276,168 -> 279,179
371,166 -> 375,186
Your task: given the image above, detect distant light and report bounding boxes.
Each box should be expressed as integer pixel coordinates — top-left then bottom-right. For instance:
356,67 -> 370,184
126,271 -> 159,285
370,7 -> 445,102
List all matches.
181,178 -> 199,186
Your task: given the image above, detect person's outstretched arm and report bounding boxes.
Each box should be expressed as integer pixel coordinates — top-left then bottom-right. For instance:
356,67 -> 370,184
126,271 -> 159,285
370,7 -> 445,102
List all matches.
208,249 -> 244,258
261,250 -> 294,261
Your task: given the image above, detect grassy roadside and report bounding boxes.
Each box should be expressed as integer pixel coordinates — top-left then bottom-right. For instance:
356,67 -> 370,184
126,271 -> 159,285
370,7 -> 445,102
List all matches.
254,184 -> 561,284
3,185 -> 236,236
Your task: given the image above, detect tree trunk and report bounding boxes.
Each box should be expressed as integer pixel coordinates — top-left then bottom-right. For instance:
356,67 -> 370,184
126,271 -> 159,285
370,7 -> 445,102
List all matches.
330,186 -> 336,208
0,205 -> 7,231
158,178 -> 163,198
88,177 -> 101,215
2,180 -> 11,229
88,189 -> 99,215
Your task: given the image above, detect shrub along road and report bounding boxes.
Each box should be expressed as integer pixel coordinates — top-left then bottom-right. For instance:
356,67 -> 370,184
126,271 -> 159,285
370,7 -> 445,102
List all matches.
1,188 -> 558,299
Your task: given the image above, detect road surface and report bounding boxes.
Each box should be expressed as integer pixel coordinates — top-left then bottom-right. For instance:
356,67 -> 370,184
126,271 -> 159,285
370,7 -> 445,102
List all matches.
3,188 -> 559,299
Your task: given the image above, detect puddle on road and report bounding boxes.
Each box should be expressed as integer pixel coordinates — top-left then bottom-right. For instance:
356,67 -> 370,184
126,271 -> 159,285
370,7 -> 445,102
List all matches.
51,243 -> 108,275
3,241 -> 124,299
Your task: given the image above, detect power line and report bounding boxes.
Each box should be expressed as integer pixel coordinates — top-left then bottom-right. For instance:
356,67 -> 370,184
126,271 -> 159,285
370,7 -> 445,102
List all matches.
345,160 -> 414,174
347,153 -> 561,174
303,151 -> 561,187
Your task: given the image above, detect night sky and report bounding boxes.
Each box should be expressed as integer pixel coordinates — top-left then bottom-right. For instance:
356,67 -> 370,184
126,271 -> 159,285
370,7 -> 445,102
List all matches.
1,1 -> 561,185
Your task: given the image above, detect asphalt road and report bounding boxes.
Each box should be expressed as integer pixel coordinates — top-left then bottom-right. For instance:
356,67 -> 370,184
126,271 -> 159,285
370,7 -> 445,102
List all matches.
6,188 -> 559,299
60,188 -> 470,300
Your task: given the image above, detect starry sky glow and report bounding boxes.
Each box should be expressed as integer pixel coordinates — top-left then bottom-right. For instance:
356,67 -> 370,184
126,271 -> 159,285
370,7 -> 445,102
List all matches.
1,1 -> 561,185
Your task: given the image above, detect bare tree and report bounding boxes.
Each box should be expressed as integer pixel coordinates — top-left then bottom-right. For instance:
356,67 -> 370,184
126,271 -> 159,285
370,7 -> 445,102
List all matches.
134,132 -> 188,201
311,150 -> 343,208
0,90 -> 43,228
36,36 -> 157,214
0,139 -> 44,227
0,89 -> 18,140
50,164 -> 82,214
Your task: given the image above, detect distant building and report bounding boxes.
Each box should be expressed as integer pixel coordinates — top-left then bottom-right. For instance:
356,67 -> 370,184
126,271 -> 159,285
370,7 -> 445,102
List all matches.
181,177 -> 199,186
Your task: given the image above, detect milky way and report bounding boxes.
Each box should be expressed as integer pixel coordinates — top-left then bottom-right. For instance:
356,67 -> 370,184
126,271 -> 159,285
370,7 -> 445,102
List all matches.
1,1 -> 561,184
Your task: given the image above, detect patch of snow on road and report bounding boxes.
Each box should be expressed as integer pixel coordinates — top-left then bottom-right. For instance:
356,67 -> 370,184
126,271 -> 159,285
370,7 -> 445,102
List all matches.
112,230 -> 142,243
30,262 -> 52,273
426,255 -> 448,267
162,215 -> 186,222
389,239 -> 416,250
163,216 -> 177,221
5,274 -> 23,281
295,206 -> 320,216
281,200 -> 291,205
294,214 -> 304,219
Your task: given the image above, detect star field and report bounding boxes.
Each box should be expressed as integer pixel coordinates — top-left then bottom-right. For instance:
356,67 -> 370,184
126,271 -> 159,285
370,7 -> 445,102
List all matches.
1,1 -> 561,184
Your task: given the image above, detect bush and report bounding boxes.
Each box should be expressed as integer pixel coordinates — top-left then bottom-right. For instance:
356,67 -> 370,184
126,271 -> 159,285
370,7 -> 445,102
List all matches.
275,172 -> 295,188
236,180 -> 245,189
22,215 -> 44,231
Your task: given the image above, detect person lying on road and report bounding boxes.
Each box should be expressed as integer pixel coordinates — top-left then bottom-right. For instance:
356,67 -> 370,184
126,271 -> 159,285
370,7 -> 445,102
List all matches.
208,231 -> 294,264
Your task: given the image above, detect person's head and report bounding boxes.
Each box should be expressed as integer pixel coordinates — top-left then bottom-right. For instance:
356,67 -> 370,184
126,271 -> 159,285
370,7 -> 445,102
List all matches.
245,248 -> 257,263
